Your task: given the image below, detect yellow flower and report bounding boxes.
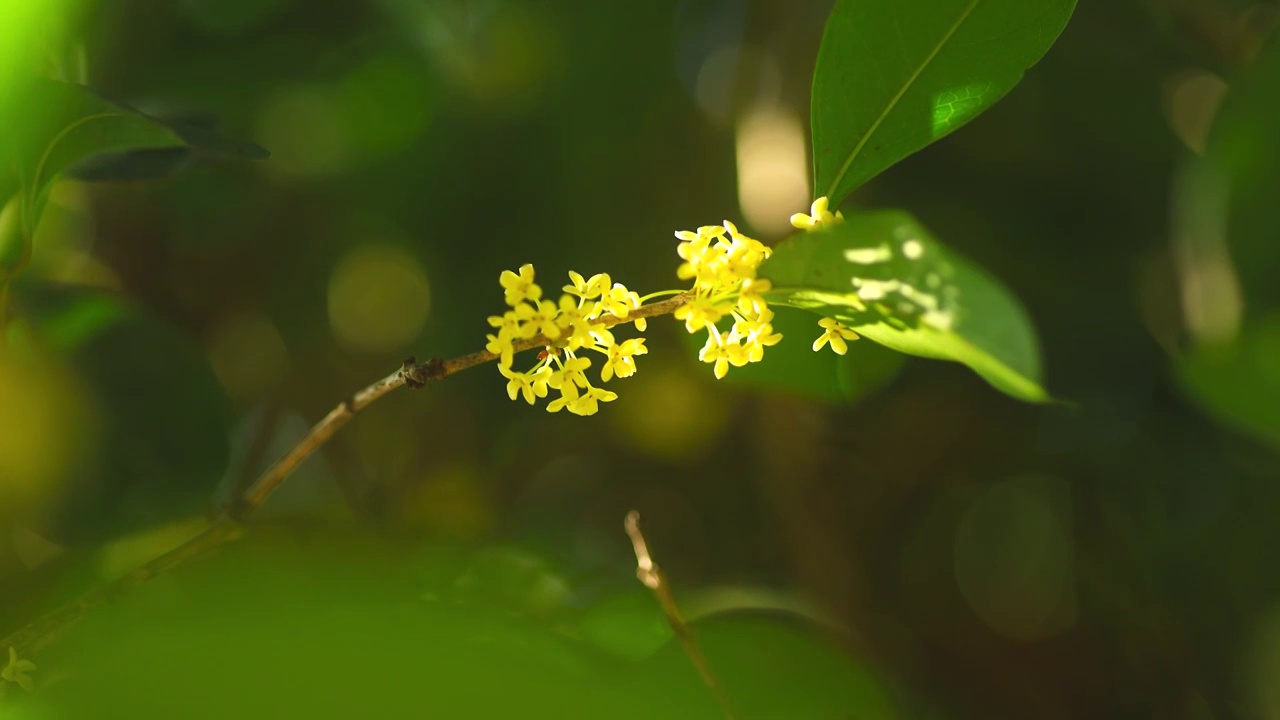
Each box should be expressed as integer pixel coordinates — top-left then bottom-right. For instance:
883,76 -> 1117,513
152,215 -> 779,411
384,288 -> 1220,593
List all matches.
676,248 -> 723,289
2,646 -> 36,692
488,309 -> 533,339
546,380 -> 580,413
566,386 -> 618,416
675,231 -> 727,291
586,321 -> 615,348
548,355 -> 591,391
499,364 -> 551,405
555,295 -> 597,349
812,317 -> 859,355
698,327 -> 748,379
789,197 -> 844,231
734,308 -> 783,363
485,332 -> 515,368
722,220 -> 771,261
563,271 -> 611,301
600,338 -> 647,381
735,277 -> 772,316
674,297 -> 730,333
674,225 -> 726,244
673,220 -> 771,298
515,299 -> 562,339
599,283 -> 645,330
500,263 -> 542,306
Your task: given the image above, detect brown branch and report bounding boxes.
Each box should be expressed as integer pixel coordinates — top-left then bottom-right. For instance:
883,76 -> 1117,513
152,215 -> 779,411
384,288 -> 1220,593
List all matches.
1,294 -> 689,656
625,510 -> 734,720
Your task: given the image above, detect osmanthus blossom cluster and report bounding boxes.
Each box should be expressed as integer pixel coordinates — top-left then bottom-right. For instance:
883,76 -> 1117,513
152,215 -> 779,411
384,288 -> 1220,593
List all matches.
484,197 -> 862,416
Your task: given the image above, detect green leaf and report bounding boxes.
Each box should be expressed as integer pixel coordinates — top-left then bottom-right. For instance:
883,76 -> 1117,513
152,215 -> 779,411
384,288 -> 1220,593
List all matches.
6,281 -> 232,545
1174,39 -> 1280,441
1,78 -> 267,243
11,532 -> 903,718
812,0 -> 1076,205
6,79 -> 179,227
631,614 -> 899,719
759,211 -> 1047,402
1203,36 -> 1280,307
1178,315 -> 1280,449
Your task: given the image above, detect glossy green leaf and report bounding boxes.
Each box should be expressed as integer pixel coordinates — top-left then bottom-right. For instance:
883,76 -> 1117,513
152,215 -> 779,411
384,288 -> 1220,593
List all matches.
812,0 -> 1076,204
6,281 -> 232,545
760,211 -> 1047,402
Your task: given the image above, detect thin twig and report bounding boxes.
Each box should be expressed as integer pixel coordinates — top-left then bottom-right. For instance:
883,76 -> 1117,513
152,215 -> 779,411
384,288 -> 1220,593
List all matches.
625,510 -> 734,720
0,294 -> 690,655
233,293 -> 689,520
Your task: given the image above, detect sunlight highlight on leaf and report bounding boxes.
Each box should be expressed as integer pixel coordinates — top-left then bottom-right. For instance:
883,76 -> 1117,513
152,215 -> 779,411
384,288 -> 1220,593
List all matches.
760,210 -> 1046,402
931,81 -> 996,138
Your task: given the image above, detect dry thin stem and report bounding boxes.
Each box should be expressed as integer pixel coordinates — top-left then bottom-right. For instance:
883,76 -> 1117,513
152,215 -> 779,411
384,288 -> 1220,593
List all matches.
625,510 -> 734,720
1,294 -> 689,656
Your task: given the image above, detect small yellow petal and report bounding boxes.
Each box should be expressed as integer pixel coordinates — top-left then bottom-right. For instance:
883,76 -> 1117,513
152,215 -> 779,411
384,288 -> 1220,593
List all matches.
789,213 -> 814,230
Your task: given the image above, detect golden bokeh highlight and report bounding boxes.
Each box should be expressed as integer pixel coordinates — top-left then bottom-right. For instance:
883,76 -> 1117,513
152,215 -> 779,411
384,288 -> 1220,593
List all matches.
208,311 -> 290,402
735,107 -> 810,237
0,356 -> 87,520
608,361 -> 731,461
1163,69 -> 1227,156
327,243 -> 431,353
254,84 -> 351,176
1171,157 -> 1243,346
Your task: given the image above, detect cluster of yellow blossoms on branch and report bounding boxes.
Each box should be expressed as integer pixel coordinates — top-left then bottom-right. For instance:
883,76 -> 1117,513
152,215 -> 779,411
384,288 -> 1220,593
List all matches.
483,197 -> 861,416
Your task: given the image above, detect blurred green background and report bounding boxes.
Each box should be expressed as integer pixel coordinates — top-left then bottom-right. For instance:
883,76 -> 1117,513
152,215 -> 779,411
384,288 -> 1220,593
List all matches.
3,0 -> 1280,717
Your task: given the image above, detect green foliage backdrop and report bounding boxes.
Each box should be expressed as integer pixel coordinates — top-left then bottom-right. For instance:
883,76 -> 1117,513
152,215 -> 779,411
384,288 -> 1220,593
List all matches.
2,0 -> 1279,718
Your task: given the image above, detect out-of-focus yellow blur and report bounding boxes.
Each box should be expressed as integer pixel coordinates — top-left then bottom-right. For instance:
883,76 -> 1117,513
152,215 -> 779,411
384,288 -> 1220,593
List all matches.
327,243 -> 432,353
208,310 -> 290,402
735,107 -> 809,238
0,353 -> 87,521
608,360 -> 731,461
